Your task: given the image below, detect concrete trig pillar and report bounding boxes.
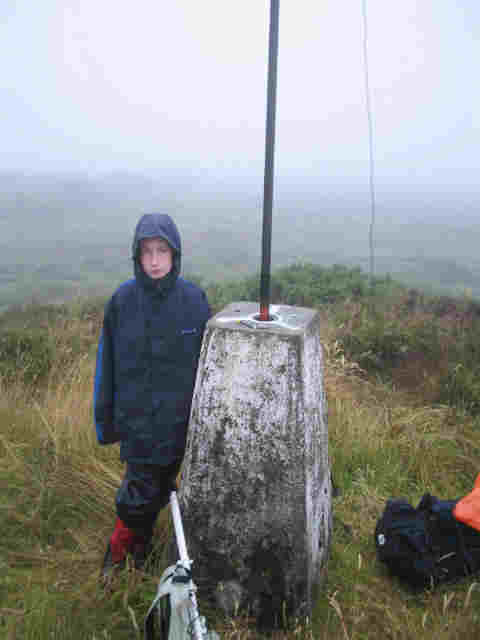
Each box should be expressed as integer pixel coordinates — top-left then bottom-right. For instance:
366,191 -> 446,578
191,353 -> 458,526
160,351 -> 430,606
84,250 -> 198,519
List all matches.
179,302 -> 331,627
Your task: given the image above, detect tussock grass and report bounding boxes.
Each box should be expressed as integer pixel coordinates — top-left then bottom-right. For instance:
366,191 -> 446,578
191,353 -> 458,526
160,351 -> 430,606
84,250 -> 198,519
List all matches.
2,300 -> 480,638
319,331 -> 480,640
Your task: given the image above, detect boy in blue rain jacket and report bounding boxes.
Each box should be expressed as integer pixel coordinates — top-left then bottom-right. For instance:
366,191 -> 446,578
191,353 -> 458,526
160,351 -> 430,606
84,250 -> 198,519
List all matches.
94,213 -> 210,577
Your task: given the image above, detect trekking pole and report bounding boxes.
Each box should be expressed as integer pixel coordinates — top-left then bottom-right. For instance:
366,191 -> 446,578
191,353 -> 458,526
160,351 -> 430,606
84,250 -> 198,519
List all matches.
170,491 -> 205,640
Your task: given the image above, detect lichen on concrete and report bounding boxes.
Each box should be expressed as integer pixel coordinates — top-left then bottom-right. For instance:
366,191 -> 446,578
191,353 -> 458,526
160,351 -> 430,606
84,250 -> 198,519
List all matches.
179,302 -> 331,628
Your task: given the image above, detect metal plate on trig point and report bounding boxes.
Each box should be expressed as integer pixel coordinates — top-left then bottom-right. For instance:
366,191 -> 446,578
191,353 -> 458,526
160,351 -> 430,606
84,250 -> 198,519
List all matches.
210,302 -> 317,334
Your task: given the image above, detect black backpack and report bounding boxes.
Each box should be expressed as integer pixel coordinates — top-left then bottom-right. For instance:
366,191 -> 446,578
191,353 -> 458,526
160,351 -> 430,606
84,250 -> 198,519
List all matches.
375,493 -> 480,589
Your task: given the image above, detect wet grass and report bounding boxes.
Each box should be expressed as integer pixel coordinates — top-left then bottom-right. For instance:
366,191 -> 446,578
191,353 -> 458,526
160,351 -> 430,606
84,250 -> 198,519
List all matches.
2,300 -> 480,638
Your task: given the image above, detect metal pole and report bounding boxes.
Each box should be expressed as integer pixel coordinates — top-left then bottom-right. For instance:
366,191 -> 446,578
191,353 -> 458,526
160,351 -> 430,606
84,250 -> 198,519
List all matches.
259,0 -> 280,321
170,491 -> 190,567
170,491 -> 205,640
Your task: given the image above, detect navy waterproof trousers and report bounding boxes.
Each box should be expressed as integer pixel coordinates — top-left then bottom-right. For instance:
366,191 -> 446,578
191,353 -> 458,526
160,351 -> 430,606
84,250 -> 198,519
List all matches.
115,460 -> 182,537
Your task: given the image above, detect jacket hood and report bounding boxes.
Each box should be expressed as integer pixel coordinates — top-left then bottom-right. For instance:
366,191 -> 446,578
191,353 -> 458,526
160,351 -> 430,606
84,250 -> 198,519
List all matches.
132,213 -> 181,257
132,213 -> 181,295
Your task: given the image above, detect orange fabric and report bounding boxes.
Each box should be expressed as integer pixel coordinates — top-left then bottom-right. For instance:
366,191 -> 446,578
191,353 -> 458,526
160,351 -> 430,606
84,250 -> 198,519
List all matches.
453,473 -> 480,532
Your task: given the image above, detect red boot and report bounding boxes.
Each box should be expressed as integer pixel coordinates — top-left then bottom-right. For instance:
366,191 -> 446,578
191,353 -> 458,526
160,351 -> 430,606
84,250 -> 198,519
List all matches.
102,518 -> 136,579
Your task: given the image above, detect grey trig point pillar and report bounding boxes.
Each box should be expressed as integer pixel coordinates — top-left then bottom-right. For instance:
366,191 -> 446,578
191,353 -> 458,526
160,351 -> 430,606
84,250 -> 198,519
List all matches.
179,302 -> 331,627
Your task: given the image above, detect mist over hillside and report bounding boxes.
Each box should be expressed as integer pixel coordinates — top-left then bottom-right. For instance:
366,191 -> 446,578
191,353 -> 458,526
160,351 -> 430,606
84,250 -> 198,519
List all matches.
1,171 -> 480,310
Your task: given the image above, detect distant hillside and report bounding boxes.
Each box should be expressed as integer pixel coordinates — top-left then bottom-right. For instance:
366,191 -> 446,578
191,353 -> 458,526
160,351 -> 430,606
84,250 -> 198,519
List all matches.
2,171 -> 480,310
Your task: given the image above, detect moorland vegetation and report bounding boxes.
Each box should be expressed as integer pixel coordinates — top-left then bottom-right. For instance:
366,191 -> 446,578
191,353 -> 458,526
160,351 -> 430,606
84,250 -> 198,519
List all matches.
2,262 -> 480,639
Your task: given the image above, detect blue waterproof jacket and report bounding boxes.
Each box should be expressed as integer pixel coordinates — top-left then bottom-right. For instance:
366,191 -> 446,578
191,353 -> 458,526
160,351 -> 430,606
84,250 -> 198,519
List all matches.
94,213 -> 210,465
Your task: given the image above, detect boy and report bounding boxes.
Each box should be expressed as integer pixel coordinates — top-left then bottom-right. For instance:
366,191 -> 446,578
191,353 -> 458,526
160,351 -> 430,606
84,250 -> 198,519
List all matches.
94,213 -> 210,577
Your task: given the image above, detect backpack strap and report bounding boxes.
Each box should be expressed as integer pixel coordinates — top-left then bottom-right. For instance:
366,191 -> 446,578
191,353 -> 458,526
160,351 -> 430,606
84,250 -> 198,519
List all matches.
422,494 -> 475,577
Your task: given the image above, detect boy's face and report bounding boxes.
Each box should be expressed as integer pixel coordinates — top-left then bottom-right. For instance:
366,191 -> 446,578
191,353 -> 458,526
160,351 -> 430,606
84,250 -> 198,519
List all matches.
139,237 -> 173,279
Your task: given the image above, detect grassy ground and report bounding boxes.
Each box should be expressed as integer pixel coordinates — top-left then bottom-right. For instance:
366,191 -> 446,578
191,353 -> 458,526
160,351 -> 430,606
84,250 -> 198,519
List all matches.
2,301 -> 480,639
321,336 -> 480,639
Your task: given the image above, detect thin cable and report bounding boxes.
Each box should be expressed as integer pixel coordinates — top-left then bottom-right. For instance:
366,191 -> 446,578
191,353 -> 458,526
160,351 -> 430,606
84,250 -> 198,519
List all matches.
361,0 -> 377,288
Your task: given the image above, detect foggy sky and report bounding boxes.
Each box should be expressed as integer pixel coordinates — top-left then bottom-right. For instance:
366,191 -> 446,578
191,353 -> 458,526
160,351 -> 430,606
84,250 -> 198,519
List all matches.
1,1 -> 479,192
